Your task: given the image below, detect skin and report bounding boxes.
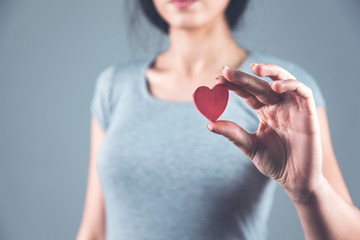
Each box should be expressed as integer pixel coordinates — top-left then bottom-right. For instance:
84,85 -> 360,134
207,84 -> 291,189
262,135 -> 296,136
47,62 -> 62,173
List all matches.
77,0 -> 359,239
209,65 -> 360,239
77,118 -> 105,240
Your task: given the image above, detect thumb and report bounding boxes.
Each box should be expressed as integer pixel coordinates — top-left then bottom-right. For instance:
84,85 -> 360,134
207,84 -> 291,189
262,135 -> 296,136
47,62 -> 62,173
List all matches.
207,120 -> 256,159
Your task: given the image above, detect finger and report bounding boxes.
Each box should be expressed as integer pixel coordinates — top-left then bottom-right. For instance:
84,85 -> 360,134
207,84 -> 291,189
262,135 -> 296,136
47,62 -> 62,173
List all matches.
269,79 -> 313,99
270,80 -> 317,114
250,63 -> 296,80
215,76 -> 264,109
206,120 -> 256,159
222,66 -> 281,105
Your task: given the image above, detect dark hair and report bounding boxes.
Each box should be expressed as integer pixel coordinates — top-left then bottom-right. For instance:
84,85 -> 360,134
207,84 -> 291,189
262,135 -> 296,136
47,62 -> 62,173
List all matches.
138,0 -> 249,34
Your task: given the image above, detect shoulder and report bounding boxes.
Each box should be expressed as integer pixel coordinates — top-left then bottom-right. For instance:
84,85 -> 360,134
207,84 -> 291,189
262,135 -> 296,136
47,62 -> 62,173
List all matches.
249,51 -> 307,78
248,51 -> 296,69
92,58 -> 150,105
90,59 -> 150,130
96,59 -> 149,88
248,51 -> 326,107
249,51 -> 313,82
93,58 -> 150,101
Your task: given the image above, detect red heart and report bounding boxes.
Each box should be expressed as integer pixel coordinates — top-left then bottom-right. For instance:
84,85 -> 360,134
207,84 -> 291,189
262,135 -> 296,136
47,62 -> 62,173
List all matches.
192,83 -> 229,122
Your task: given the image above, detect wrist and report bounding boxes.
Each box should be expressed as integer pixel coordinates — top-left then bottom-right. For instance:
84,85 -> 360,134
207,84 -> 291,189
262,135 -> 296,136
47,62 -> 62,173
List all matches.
284,174 -> 328,205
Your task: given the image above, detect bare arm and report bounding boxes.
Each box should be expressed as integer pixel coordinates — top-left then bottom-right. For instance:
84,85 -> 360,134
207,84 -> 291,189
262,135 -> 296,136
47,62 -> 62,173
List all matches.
292,172 -> 360,240
76,117 -> 106,240
208,64 -> 360,239
291,108 -> 360,240
318,108 -> 352,204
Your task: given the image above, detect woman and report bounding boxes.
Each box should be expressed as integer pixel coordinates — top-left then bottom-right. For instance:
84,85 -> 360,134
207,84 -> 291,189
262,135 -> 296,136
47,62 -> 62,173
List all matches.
77,0 -> 360,239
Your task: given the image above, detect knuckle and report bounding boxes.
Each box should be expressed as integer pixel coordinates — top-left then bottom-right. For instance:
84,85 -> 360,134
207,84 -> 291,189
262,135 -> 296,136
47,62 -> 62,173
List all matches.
308,87 -> 313,96
231,127 -> 244,146
245,97 -> 263,109
258,68 -> 268,77
239,75 -> 250,86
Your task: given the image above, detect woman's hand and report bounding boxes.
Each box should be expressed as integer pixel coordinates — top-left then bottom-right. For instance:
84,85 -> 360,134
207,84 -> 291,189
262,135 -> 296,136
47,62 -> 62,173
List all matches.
208,64 -> 325,201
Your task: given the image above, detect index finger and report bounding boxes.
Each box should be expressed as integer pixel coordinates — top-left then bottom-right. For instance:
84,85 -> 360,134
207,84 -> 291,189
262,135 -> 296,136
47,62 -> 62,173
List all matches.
222,66 -> 281,105
250,63 -> 296,81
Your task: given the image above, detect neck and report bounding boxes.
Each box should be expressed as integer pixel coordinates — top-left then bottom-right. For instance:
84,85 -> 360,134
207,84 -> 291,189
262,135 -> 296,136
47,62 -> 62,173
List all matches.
165,16 -> 246,76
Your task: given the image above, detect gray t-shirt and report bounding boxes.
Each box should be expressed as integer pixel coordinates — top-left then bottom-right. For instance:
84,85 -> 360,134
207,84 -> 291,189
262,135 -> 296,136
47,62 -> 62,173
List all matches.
90,51 -> 325,240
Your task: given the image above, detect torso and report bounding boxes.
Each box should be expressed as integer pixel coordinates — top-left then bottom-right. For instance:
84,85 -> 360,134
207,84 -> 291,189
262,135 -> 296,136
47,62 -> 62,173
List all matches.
93,50 -> 325,239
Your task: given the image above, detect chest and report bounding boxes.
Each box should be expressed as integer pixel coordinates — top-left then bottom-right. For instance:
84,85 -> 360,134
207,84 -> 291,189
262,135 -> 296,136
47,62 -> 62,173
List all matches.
97,89 -> 259,186
145,70 -> 221,102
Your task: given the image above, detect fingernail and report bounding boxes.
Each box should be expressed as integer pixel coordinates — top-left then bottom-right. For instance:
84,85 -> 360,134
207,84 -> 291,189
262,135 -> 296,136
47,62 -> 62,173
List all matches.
222,65 -> 230,71
269,82 -> 276,86
215,75 -> 222,80
206,123 -> 214,132
251,63 -> 265,68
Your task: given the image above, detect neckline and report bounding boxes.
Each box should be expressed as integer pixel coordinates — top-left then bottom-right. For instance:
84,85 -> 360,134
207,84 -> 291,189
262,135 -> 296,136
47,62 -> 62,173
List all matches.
140,50 -> 253,105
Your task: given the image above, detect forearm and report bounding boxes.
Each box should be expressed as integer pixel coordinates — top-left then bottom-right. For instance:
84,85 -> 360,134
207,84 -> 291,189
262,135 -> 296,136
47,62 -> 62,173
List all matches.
287,176 -> 360,240
76,207 -> 105,240
76,226 -> 105,240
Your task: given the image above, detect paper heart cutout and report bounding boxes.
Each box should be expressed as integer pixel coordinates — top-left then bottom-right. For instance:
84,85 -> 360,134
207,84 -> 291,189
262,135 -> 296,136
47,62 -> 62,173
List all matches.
192,83 -> 229,122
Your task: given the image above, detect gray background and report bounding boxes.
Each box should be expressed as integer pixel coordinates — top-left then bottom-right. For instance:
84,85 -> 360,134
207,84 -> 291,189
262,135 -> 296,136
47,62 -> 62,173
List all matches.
0,0 -> 359,239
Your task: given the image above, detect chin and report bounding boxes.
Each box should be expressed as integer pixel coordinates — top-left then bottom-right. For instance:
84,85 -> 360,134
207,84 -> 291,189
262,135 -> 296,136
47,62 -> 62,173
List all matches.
169,13 -> 207,30
165,1 -> 206,28
154,0 -> 229,31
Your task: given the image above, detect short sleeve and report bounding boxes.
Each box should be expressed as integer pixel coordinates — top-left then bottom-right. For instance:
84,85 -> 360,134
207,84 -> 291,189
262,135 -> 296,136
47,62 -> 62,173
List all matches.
289,63 -> 326,108
90,66 -> 115,131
